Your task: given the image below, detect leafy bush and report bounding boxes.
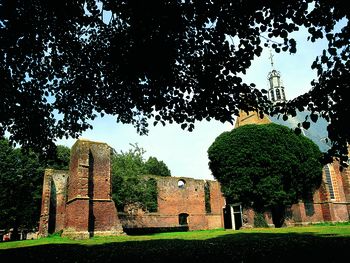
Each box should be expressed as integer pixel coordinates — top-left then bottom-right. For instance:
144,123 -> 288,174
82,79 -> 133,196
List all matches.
254,213 -> 269,228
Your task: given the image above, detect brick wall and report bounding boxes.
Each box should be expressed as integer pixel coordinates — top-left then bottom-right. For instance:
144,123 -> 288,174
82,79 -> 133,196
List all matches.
62,139 -> 123,238
38,169 -> 68,237
39,138 -> 349,238
118,176 -> 225,231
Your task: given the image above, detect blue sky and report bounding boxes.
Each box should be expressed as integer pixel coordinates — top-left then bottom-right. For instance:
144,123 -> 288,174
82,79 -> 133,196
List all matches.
56,25 -> 330,180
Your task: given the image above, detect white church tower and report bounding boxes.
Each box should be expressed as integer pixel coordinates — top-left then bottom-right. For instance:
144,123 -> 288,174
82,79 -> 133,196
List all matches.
267,51 -> 286,103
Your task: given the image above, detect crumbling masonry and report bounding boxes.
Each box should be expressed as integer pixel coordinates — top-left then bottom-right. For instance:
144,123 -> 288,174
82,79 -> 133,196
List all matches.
38,139 -> 124,239
38,139 -> 225,238
39,138 -> 350,239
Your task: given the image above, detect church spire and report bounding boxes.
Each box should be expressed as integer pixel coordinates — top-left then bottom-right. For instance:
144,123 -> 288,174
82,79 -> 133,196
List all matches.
268,49 -> 275,69
267,50 -> 286,104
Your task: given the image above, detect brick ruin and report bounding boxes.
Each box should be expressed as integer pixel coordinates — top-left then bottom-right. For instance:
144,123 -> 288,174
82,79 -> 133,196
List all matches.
38,139 -> 124,239
38,138 -> 350,239
38,139 -> 225,238
119,176 -> 225,232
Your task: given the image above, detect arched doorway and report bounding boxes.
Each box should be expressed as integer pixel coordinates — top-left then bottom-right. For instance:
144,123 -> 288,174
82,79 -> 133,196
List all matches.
178,213 -> 189,226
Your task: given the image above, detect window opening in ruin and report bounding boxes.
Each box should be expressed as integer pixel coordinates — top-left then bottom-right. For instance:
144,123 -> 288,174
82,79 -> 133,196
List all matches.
304,201 -> 315,217
178,179 -> 186,189
204,181 -> 211,213
324,165 -> 335,200
88,150 -> 95,236
145,178 -> 158,212
179,213 -> 189,225
48,179 -> 57,234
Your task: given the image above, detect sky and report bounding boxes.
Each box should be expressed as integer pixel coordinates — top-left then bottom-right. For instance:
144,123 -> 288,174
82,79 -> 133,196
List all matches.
56,25 -> 330,181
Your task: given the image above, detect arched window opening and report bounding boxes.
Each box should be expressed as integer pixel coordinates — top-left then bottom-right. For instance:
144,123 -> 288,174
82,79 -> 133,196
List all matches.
178,179 -> 186,189
204,181 -> 211,213
178,213 -> 189,226
270,90 -> 275,101
324,165 -> 335,200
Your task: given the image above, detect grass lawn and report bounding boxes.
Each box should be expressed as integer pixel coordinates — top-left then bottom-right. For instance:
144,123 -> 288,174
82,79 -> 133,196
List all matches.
1,223 -> 349,262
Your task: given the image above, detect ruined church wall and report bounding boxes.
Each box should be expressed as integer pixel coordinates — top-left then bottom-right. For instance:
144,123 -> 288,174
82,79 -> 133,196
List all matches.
38,169 -> 68,237
208,180 -> 226,228
118,177 -> 225,231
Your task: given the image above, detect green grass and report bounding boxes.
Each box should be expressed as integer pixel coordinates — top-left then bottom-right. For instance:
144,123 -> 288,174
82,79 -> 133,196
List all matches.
1,225 -> 350,262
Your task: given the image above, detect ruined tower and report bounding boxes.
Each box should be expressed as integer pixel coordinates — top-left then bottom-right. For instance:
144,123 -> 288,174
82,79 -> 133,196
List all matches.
38,139 -> 124,239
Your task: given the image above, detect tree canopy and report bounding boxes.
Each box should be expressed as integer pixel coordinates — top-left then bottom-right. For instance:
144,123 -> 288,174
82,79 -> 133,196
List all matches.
0,138 -> 70,238
0,1 -> 348,164
111,143 -> 170,212
207,123 -> 323,227
144,156 -> 171,177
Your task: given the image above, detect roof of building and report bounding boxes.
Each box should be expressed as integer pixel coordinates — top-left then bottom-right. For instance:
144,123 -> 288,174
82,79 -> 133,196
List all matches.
234,109 -> 331,153
269,111 -> 331,153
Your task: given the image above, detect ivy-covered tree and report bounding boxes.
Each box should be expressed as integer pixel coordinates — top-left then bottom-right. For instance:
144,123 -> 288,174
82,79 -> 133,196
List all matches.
0,1 -> 348,165
207,123 -> 323,227
111,144 -> 170,212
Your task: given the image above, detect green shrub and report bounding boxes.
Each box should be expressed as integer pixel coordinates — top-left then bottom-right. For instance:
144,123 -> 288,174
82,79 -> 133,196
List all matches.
254,212 -> 269,228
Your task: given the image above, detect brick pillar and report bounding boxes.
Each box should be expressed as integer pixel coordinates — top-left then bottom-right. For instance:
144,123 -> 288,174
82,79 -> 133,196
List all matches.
63,140 -> 92,239
291,202 -> 302,224
208,181 -> 225,229
341,166 -> 350,216
318,181 -> 333,222
62,139 -> 123,239
88,142 -> 123,235
38,169 -> 53,238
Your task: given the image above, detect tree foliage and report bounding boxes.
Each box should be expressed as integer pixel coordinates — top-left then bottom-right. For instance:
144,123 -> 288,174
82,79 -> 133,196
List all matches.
0,138 -> 70,238
144,156 -> 171,177
45,145 -> 71,170
0,138 -> 43,237
111,143 -> 170,212
208,123 -> 323,227
0,1 -> 348,164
